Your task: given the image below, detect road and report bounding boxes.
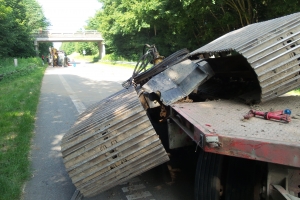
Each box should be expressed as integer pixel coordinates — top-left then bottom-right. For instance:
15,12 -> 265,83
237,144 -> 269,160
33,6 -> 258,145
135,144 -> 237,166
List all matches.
22,63 -> 195,200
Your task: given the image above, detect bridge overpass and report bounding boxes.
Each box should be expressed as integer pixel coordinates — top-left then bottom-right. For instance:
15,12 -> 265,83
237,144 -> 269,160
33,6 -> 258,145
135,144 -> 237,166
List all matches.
32,30 -> 105,58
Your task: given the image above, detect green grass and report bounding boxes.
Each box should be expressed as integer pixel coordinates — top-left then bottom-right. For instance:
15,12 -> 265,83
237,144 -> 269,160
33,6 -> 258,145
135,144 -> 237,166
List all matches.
0,57 -> 46,200
69,52 -> 99,63
287,90 -> 300,95
0,58 -> 44,80
70,52 -> 138,68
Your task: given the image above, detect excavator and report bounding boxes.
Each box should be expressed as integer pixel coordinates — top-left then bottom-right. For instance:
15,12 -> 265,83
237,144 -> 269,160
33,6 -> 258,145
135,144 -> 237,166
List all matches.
49,47 -> 69,67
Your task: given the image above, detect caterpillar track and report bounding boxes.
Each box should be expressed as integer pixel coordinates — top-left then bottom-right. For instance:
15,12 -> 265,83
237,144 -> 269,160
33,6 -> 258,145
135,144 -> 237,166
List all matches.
61,87 -> 169,197
61,12 -> 300,198
190,12 -> 300,103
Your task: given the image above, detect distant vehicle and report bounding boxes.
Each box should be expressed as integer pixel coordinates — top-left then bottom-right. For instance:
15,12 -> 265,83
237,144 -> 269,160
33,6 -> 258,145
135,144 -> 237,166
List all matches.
49,47 -> 69,67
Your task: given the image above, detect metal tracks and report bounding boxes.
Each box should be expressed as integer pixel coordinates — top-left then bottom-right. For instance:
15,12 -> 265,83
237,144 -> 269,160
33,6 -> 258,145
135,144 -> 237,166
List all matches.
190,12 -> 300,102
61,87 -> 169,197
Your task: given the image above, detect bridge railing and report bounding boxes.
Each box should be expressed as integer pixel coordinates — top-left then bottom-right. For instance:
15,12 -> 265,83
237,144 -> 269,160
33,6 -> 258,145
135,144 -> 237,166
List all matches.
32,30 -> 103,39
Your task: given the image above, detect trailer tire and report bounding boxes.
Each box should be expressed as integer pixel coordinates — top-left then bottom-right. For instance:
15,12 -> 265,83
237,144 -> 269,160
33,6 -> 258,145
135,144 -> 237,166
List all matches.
194,150 -> 224,200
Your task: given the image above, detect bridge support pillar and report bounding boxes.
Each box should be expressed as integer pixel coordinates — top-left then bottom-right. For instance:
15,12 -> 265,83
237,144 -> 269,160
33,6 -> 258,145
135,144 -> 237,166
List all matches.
98,41 -> 105,59
34,40 -> 39,57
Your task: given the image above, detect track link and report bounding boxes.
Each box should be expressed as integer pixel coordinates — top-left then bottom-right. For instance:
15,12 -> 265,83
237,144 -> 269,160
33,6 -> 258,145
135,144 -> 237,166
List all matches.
61,87 -> 169,197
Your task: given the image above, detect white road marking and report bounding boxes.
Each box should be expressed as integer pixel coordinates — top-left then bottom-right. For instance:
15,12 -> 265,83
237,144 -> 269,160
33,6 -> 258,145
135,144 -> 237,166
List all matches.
126,191 -> 153,200
122,183 -> 146,192
59,74 -> 86,114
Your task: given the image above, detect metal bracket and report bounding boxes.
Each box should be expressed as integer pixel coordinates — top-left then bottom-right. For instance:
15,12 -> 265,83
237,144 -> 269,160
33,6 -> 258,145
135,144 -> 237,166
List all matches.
271,185 -> 300,200
205,135 -> 220,148
205,136 -> 219,143
197,134 -> 204,148
268,163 -> 300,200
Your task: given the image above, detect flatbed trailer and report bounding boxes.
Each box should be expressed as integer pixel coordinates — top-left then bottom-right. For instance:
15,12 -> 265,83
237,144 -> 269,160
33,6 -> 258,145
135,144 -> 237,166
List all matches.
170,96 -> 300,168
169,96 -> 300,199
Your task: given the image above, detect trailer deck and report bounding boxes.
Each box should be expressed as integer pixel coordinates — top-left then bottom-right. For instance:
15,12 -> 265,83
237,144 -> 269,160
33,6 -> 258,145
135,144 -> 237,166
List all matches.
170,95 -> 300,167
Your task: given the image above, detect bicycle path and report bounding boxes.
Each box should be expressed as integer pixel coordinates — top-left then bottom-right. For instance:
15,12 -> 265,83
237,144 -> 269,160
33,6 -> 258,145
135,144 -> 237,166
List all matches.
22,64 -> 132,200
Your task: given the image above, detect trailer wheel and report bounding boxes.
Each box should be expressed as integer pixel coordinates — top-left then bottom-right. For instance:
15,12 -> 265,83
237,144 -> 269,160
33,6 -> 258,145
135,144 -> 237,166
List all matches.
195,151 -> 267,200
194,150 -> 224,200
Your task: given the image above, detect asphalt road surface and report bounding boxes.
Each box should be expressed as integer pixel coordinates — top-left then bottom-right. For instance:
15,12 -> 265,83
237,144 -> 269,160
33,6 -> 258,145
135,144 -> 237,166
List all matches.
22,63 -> 195,200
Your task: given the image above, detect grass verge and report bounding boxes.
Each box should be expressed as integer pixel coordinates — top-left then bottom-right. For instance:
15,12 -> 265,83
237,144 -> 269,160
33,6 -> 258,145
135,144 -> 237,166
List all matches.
0,58 -> 46,200
70,52 -> 138,69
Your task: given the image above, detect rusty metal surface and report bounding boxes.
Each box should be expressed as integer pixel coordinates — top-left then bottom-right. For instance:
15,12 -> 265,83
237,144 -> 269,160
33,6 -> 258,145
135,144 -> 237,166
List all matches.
171,95 -> 300,167
190,12 -> 300,103
142,60 -> 214,105
61,87 -> 169,197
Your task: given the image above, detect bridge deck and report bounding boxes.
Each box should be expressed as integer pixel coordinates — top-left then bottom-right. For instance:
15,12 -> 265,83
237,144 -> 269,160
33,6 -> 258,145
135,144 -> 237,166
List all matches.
33,30 -> 103,42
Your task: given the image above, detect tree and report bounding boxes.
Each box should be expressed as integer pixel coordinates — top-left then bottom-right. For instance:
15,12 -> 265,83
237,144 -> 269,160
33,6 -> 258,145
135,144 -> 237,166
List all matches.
0,0 -> 49,58
262,0 -> 300,19
0,0 -> 14,57
23,0 -> 50,32
60,42 -> 99,56
61,42 -> 76,55
87,0 -> 300,61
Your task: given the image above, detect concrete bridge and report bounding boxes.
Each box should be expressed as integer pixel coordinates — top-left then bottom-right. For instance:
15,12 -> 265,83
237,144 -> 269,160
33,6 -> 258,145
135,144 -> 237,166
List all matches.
32,30 -> 105,58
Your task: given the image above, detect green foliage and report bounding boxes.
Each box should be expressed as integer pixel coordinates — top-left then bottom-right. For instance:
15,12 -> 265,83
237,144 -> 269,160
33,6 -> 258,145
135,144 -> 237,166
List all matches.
262,0 -> 300,19
102,53 -> 128,61
23,0 -> 50,32
87,0 -> 300,60
0,0 -> 49,58
76,42 -> 99,55
61,42 -> 76,55
38,42 -> 53,57
0,0 -> 14,56
61,42 -> 99,56
0,57 -> 45,200
0,57 -> 43,81
23,0 -> 52,57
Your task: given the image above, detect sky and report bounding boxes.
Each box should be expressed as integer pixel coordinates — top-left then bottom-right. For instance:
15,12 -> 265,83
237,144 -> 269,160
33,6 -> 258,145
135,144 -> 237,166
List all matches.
36,0 -> 102,32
